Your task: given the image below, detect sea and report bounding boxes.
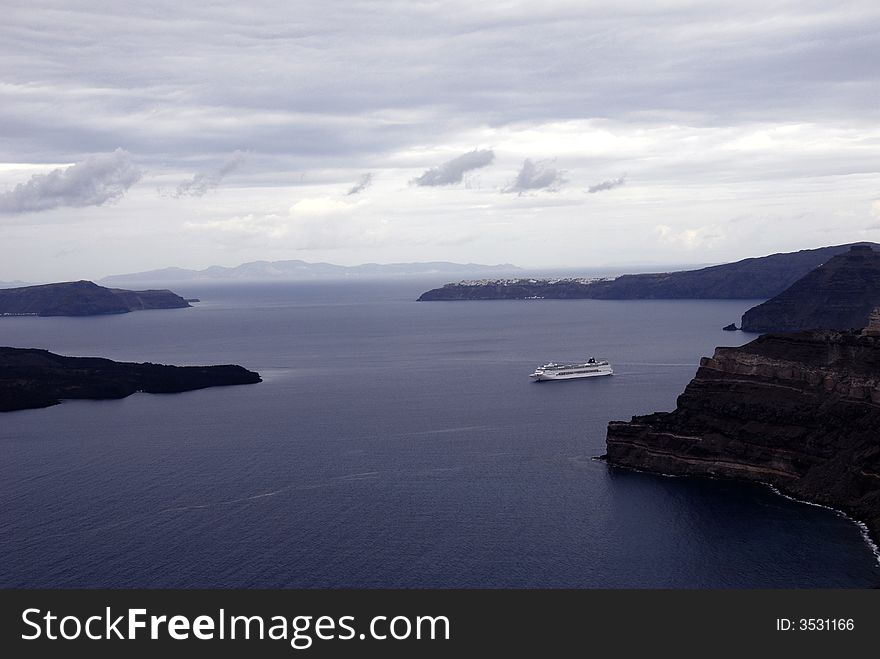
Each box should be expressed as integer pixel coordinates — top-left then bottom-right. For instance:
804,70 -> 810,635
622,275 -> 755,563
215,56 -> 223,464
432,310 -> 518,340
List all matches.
1,279 -> 878,588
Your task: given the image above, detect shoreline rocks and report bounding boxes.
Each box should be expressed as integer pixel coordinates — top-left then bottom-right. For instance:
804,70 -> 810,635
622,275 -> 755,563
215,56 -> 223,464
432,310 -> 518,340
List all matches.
605,330 -> 880,544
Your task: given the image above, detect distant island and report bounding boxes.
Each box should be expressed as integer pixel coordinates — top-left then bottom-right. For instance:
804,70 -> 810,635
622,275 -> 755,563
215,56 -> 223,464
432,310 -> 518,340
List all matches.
417,243 -> 879,301
0,280 -> 190,317
604,323 -> 880,545
101,260 -> 522,285
0,347 -> 261,412
741,245 -> 880,332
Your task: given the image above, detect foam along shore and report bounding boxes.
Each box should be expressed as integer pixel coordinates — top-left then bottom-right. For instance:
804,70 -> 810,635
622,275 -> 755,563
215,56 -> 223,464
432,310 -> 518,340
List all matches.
604,328 -> 880,546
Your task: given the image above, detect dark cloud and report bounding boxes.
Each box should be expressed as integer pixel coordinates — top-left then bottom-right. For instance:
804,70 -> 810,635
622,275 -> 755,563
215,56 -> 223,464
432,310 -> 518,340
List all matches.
588,175 -> 626,193
1,4 -> 878,170
172,151 -> 246,198
411,149 -> 494,187
346,172 -> 373,195
502,159 -> 565,195
0,148 -> 141,214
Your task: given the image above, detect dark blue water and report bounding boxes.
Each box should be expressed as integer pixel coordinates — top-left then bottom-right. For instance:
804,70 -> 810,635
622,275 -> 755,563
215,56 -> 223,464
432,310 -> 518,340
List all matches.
1,281 -> 878,588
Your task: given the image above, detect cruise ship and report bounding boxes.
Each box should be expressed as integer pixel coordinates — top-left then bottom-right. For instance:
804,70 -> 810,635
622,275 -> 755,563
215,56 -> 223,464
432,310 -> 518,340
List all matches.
530,357 -> 613,381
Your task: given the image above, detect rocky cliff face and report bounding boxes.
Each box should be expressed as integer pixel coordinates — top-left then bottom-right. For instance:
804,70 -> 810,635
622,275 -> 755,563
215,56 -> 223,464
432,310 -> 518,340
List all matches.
0,280 -> 190,316
741,245 -> 880,332
605,331 -> 880,542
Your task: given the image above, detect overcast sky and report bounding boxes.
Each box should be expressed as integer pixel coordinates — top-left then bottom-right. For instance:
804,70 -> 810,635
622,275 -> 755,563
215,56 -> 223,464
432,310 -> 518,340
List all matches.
1,0 -> 879,281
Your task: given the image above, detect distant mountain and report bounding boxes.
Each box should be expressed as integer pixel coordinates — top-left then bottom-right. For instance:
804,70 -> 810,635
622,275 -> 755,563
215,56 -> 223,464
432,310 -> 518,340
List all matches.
101,260 -> 522,285
741,245 -> 880,332
417,243 -> 880,301
0,280 -> 34,289
0,280 -> 190,317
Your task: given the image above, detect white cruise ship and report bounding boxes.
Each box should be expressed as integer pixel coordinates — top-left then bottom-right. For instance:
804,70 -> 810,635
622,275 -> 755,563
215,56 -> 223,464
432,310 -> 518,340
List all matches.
529,357 -> 613,381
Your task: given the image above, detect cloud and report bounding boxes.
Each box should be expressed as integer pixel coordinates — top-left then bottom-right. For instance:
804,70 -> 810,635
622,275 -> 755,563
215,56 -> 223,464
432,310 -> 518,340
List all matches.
185,213 -> 290,240
411,149 -> 494,186
346,173 -> 373,195
290,197 -> 361,216
654,224 -> 725,249
184,197 -> 386,250
4,4 -> 880,280
172,151 -> 246,198
502,159 -> 566,195
0,149 -> 141,214
3,4 -> 880,174
588,175 -> 626,194
866,204 -> 880,231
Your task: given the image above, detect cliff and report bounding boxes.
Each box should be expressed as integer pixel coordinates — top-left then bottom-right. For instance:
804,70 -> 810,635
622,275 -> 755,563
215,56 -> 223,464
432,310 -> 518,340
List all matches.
741,245 -> 880,332
0,347 -> 261,412
417,243 -> 878,301
605,331 -> 880,542
0,280 -> 190,317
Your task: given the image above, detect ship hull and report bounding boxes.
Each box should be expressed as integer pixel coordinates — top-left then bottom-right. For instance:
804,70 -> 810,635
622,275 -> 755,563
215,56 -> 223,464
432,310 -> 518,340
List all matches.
530,369 -> 613,381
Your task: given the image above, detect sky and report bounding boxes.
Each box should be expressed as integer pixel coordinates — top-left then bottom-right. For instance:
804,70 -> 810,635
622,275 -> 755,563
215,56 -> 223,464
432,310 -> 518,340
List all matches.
1,0 -> 879,281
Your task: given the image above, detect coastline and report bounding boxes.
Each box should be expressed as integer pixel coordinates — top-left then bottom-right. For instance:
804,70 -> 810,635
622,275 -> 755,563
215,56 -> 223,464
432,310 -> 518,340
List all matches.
599,456 -> 880,569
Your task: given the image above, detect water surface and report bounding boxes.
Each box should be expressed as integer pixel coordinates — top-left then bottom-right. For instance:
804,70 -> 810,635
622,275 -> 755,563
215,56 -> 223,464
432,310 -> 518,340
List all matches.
1,281 -> 877,587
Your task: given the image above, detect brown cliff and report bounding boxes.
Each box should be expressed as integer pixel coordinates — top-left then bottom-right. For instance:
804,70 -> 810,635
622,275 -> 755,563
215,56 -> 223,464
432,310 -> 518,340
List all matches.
605,331 -> 880,543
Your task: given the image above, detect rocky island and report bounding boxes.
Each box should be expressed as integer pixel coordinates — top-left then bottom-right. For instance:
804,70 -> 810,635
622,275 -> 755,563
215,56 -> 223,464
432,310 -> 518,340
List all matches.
604,324 -> 880,544
417,243 -> 878,301
741,245 -> 880,332
0,347 -> 261,412
0,280 -> 190,317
